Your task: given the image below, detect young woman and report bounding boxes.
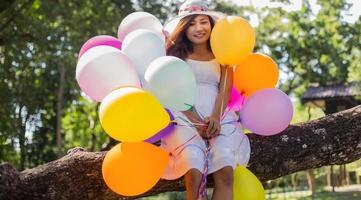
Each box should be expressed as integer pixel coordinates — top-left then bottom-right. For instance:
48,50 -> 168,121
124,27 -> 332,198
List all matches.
160,1 -> 251,200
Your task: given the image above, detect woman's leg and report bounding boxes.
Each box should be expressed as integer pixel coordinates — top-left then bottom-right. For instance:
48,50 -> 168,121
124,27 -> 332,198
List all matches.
184,168 -> 207,200
211,166 -> 233,200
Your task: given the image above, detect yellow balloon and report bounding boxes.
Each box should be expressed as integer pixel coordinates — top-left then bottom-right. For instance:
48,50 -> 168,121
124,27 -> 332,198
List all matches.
99,87 -> 170,142
234,165 -> 266,200
102,142 -> 169,196
211,16 -> 255,65
234,53 -> 279,97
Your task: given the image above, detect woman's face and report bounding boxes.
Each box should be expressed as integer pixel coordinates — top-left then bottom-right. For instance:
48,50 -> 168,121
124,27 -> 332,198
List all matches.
185,15 -> 212,45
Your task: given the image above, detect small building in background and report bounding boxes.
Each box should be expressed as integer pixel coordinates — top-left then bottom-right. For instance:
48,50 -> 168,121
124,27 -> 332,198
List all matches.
301,81 -> 361,114
301,81 -> 361,190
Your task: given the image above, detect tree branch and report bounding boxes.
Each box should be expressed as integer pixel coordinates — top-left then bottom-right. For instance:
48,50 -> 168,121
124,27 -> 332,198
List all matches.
0,0 -> 35,32
1,105 -> 361,200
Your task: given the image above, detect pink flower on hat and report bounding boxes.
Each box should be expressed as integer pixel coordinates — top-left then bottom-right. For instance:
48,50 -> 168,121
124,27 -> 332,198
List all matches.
178,0 -> 210,16
178,0 -> 208,15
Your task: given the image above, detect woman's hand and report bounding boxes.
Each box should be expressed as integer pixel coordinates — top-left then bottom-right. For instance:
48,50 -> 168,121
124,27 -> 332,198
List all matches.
203,115 -> 221,139
182,110 -> 208,138
195,124 -> 208,139
162,29 -> 170,41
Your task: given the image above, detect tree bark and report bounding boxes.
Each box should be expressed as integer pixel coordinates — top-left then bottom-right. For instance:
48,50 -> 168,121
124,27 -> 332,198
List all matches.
307,169 -> 316,195
291,173 -> 298,190
1,105 -> 361,200
56,64 -> 65,154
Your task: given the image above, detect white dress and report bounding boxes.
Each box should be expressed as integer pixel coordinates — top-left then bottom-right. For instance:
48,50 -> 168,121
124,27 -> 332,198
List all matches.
161,59 -> 251,180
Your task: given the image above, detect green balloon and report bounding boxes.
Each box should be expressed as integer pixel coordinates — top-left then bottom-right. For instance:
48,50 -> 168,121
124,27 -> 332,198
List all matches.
144,56 -> 196,111
234,165 -> 266,200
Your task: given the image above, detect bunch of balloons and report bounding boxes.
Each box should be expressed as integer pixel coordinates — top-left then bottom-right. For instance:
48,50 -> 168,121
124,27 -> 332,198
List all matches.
211,16 -> 293,136
76,11 -> 294,199
211,16 -> 294,200
76,12 -> 197,196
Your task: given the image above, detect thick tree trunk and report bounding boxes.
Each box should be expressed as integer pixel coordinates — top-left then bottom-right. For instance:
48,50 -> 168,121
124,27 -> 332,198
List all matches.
1,105 -> 361,200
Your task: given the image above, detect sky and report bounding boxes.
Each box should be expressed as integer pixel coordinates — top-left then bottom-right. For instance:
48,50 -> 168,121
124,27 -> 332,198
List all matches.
230,0 -> 361,24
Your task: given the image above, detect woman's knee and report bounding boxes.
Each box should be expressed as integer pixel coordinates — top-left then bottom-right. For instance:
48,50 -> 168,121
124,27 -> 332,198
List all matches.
213,166 -> 234,188
185,168 -> 203,186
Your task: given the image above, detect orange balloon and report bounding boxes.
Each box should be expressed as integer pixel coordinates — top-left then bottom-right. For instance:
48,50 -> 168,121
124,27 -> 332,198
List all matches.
234,53 -> 279,97
102,142 -> 169,196
210,16 -> 255,65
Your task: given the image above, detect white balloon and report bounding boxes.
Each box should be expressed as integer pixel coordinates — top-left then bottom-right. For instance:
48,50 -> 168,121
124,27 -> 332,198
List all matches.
117,11 -> 164,42
76,45 -> 140,102
122,29 -> 166,84
144,56 -> 197,111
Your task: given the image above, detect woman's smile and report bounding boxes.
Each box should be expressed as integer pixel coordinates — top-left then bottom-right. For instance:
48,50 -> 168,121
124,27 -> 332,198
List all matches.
186,15 -> 212,45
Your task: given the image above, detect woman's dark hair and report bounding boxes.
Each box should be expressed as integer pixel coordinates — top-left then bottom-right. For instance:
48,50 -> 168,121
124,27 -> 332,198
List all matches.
166,14 -> 215,60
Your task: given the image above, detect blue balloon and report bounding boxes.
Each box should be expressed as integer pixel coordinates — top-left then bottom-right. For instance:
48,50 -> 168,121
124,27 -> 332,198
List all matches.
144,56 -> 197,111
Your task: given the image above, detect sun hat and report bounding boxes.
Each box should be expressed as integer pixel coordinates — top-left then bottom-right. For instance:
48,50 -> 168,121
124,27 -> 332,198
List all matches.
164,0 -> 226,34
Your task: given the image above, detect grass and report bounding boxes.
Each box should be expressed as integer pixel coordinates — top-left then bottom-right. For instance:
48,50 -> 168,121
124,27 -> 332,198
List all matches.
140,187 -> 361,200
267,191 -> 361,200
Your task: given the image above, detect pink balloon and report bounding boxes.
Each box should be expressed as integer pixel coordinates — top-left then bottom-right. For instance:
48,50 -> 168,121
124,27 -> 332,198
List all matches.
240,89 -> 293,136
227,85 -> 246,112
78,35 -> 122,58
76,46 -> 140,102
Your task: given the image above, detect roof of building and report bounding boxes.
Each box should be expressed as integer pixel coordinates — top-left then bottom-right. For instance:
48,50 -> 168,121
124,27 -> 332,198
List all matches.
301,81 -> 361,102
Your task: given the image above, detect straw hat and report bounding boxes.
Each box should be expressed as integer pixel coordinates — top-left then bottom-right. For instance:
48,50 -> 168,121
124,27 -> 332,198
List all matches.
164,0 -> 225,33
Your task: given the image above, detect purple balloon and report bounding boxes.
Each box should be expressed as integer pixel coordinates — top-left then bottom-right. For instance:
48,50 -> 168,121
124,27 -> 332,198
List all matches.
240,88 -> 293,136
145,109 -> 175,143
78,35 -> 122,58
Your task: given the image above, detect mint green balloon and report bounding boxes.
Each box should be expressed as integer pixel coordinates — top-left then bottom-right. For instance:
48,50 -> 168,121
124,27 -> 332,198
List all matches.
144,56 -> 196,111
234,165 -> 266,200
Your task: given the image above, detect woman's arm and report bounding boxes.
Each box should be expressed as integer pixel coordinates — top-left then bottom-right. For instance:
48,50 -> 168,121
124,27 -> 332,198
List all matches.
213,65 -> 233,119
181,109 -> 203,124
204,65 -> 233,137
181,109 -> 208,138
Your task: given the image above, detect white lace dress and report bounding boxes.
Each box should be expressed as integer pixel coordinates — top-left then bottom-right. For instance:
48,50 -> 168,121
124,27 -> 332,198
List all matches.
161,59 -> 250,180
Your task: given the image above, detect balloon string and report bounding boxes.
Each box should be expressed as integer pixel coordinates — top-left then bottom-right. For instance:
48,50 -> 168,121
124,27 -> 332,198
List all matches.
184,103 -> 205,119
169,134 -> 199,156
185,103 -> 194,111
171,119 -> 240,127
220,120 -> 240,125
241,94 -> 246,106
221,91 -> 246,122
219,65 -> 228,120
198,140 -> 210,199
173,116 -> 207,128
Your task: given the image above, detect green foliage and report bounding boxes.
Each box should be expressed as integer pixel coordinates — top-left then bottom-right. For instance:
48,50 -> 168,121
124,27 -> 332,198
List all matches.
62,97 -> 107,151
0,0 -> 134,169
241,0 -> 360,96
291,100 -> 325,124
